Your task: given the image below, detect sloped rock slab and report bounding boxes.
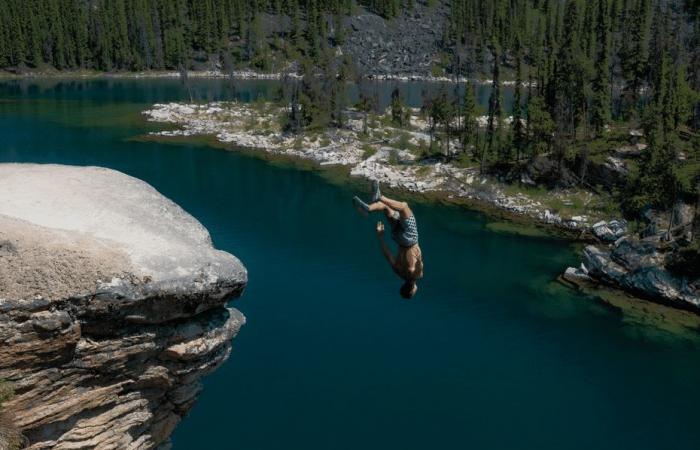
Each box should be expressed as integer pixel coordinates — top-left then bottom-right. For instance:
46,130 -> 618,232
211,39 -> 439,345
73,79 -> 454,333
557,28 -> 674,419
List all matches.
0,164 -> 247,449
579,241 -> 700,312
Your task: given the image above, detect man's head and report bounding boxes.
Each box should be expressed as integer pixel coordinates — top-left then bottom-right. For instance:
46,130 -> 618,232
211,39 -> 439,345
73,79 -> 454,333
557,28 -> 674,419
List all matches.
400,281 -> 418,299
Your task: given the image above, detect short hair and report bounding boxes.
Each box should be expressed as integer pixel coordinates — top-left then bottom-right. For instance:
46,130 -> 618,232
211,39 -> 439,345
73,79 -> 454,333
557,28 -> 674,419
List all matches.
400,281 -> 416,299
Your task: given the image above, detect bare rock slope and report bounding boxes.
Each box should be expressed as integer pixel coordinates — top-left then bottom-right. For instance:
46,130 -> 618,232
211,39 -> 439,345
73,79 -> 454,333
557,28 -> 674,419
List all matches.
0,164 -> 247,449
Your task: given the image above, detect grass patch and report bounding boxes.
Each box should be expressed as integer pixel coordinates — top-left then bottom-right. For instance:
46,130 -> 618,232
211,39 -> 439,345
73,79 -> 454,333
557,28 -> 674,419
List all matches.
0,382 -> 12,404
293,137 -> 304,150
243,115 -> 258,131
0,380 -> 22,450
500,182 -> 619,220
387,131 -> 413,151
361,144 -> 377,160
415,165 -> 433,177
454,152 -> 477,168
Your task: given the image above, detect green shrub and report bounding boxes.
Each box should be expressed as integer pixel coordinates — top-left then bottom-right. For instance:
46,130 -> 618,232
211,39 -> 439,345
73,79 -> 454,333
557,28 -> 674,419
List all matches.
0,382 -> 11,404
396,132 -> 411,149
454,152 -> 476,168
0,380 -> 22,450
667,241 -> 700,278
388,149 -> 400,165
362,144 -> 377,159
415,165 -> 432,177
430,64 -> 444,77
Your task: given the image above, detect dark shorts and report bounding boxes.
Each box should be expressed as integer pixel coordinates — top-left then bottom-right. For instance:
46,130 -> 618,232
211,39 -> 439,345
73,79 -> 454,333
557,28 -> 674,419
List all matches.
390,212 -> 419,248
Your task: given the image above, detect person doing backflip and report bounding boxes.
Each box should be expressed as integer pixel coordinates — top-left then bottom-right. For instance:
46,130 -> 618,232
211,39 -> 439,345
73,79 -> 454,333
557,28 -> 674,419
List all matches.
354,181 -> 424,299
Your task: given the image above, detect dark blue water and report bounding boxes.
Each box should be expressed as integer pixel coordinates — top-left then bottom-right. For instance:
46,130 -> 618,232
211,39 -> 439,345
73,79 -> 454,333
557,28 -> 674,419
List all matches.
1,79 -> 699,450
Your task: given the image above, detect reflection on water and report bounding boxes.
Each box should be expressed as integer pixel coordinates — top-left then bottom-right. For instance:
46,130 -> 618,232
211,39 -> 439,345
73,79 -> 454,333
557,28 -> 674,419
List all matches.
0,77 -> 515,110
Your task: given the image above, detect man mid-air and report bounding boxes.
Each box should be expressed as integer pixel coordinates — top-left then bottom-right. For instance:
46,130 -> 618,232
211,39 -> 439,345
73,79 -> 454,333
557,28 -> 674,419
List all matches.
354,181 -> 424,299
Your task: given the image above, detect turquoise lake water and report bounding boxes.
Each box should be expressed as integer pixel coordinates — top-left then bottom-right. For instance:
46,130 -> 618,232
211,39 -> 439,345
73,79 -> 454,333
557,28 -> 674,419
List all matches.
1,79 -> 699,450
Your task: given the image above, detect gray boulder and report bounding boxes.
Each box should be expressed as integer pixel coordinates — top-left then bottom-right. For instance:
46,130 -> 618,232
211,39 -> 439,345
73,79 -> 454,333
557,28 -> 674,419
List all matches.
0,164 -> 247,449
580,238 -> 700,311
591,219 -> 627,242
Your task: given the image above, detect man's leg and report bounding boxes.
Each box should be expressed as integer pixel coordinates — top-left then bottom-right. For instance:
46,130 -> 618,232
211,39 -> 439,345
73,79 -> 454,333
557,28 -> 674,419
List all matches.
368,201 -> 397,220
353,196 -> 397,219
379,195 -> 413,219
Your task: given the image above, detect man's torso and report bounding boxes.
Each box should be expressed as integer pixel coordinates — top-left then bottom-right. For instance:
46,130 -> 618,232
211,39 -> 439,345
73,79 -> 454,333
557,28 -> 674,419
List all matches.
394,244 -> 424,281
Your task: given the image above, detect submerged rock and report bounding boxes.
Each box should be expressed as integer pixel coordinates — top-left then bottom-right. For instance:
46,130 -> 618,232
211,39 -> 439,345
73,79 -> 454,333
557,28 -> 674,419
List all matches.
0,164 -> 247,449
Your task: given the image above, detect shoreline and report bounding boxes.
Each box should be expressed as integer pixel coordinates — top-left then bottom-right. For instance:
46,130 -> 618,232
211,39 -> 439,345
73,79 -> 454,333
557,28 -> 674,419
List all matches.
0,68 -> 523,85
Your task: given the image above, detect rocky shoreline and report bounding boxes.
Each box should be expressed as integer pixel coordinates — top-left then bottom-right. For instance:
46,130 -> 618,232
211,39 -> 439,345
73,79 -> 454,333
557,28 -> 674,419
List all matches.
0,164 -> 247,449
564,213 -> 700,313
0,68 -> 291,81
141,101 -> 700,319
564,241 -> 700,312
0,68 -> 525,86
143,102 -> 608,234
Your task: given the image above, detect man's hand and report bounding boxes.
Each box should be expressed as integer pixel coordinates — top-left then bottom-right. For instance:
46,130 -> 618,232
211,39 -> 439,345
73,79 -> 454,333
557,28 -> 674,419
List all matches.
376,221 -> 385,237
376,221 -> 395,268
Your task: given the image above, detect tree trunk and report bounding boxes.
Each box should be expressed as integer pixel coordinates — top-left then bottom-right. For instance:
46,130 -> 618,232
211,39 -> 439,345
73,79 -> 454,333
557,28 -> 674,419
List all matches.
693,191 -> 700,242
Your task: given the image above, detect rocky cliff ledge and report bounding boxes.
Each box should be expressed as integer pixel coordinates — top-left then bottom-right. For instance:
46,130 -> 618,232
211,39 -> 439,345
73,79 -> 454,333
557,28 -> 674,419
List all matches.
0,164 -> 247,449
564,213 -> 700,313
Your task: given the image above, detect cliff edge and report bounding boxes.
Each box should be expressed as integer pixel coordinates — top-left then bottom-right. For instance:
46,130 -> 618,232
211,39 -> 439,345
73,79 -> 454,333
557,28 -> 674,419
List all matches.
0,164 -> 247,449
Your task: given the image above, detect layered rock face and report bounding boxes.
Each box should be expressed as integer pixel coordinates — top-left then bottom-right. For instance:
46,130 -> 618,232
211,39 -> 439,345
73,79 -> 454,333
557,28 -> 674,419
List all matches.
0,164 -> 247,449
565,237 -> 700,312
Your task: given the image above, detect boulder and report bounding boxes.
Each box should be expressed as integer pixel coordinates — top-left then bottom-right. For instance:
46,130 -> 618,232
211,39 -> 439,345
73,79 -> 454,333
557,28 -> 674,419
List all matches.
592,219 -> 627,242
671,202 -> 695,239
523,156 -> 578,188
0,164 -> 247,449
610,238 -> 660,268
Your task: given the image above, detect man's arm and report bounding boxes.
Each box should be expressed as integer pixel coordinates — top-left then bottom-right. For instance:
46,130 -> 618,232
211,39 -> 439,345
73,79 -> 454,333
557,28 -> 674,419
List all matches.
375,221 -> 395,267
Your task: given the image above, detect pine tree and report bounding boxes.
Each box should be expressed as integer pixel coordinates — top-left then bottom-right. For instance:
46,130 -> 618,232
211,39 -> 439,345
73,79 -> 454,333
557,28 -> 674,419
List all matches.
306,0 -> 321,57
591,0 -> 611,136
25,1 -> 42,68
484,44 -> 502,171
512,51 -> 525,161
9,1 -> 27,66
624,129 -> 679,216
290,0 -> 303,50
621,0 -> 651,119
526,95 -> 554,158
0,3 -> 7,67
390,86 -> 404,127
461,81 -> 477,156
112,0 -> 131,69
555,0 -> 587,137
672,64 -> 693,130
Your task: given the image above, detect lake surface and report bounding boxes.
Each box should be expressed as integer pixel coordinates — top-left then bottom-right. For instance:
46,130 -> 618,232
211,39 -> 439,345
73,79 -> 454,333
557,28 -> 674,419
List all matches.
1,79 -> 699,450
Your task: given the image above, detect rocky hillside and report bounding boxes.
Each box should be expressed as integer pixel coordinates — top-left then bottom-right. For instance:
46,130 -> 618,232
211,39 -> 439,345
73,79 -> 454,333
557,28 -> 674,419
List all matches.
0,164 -> 247,449
342,2 -> 449,77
